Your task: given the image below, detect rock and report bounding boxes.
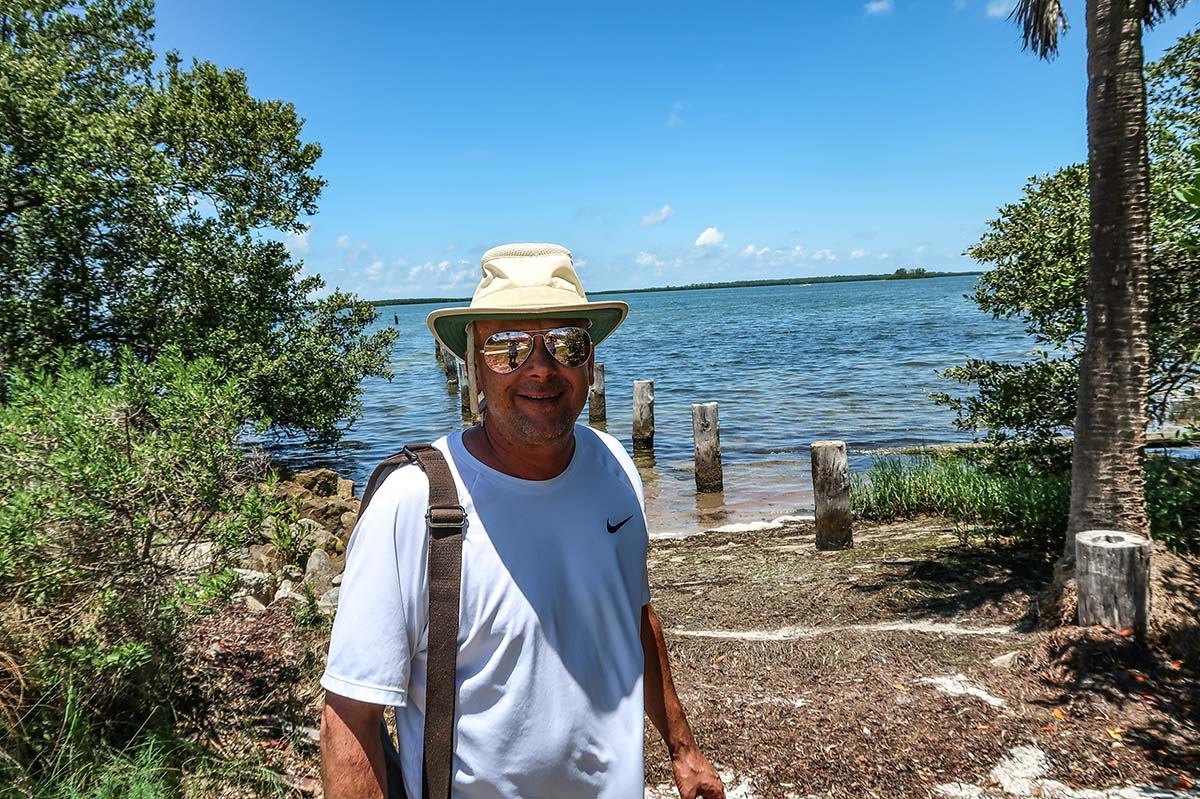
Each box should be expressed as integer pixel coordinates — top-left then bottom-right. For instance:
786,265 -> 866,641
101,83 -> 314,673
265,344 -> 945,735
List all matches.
304,549 -> 337,595
331,574 -> 342,587
310,527 -> 344,557
299,495 -> 357,533
281,564 -> 303,583
293,468 -> 340,498
233,568 -> 274,605
244,595 -> 268,613
989,651 -> 1020,670
337,477 -> 355,500
175,541 -> 215,575
339,510 -> 360,537
272,584 -> 307,606
245,543 -> 283,573
318,586 -> 341,615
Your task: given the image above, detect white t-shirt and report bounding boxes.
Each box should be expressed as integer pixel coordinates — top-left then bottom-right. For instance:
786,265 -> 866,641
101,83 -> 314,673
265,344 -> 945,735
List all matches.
322,425 -> 652,799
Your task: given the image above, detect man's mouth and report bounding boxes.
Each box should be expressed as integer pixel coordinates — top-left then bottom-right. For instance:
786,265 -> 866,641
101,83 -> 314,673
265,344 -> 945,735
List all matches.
517,391 -> 563,402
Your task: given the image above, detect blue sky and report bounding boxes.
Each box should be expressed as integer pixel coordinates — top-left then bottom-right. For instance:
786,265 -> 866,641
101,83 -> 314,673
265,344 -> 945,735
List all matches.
153,0 -> 1200,300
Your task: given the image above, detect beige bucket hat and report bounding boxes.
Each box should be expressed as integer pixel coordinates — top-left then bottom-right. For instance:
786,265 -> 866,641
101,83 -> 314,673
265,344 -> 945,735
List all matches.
426,243 -> 629,361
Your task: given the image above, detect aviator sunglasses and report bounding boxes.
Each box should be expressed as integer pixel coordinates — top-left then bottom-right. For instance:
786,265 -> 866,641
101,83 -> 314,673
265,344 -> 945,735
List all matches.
477,325 -> 592,374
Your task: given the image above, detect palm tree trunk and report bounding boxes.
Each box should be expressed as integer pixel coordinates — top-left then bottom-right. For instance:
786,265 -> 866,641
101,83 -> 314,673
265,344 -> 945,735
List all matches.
1066,0 -> 1153,555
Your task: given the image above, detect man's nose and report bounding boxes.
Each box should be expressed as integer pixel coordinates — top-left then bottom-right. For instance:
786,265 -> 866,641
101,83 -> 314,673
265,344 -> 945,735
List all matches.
521,334 -> 561,374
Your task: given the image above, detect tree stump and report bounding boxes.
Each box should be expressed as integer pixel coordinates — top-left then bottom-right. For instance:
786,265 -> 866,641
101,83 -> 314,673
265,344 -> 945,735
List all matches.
589,362 -> 606,424
633,380 -> 654,450
811,440 -> 852,550
691,402 -> 723,493
1075,530 -> 1151,637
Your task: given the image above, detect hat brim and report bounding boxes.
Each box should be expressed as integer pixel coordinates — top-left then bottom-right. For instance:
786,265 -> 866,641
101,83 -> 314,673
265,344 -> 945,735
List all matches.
427,302 -> 629,361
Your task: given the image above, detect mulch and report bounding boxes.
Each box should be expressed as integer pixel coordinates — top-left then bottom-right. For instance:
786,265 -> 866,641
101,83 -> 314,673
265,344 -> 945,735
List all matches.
182,519 -> 1200,798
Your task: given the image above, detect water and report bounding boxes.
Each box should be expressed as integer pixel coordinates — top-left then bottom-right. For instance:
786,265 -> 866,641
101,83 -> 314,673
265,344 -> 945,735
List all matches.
257,274 -> 1038,535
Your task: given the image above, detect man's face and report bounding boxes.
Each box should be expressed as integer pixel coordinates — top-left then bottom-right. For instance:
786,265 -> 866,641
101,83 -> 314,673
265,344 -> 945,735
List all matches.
472,317 -> 594,448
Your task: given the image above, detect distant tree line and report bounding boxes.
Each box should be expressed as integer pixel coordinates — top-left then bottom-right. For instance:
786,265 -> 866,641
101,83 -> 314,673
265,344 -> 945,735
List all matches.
370,269 -> 980,307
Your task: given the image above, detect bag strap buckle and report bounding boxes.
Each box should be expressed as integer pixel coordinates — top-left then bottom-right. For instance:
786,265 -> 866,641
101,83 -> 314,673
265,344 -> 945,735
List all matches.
426,504 -> 467,537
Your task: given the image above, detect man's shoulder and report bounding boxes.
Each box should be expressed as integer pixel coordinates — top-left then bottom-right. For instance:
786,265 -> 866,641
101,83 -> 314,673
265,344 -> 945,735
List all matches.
360,435 -> 457,518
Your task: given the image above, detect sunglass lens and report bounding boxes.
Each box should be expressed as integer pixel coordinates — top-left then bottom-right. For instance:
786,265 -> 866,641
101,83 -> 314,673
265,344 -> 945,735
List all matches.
482,331 -> 533,373
545,327 -> 591,368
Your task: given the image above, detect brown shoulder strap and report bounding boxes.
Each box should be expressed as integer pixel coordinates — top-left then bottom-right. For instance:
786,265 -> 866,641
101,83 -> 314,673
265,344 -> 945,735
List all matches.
357,444 -> 464,799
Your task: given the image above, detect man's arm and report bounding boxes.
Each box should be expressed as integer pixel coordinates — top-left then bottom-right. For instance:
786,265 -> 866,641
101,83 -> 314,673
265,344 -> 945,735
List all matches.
320,692 -> 387,799
642,603 -> 725,799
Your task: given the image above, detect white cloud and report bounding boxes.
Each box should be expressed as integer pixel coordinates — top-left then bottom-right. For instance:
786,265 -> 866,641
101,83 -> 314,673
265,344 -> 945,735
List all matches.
694,227 -> 725,247
915,244 -> 927,254
636,251 -> 664,268
986,1 -> 1012,17
865,0 -> 893,13
284,228 -> 310,258
811,248 -> 837,262
850,249 -> 867,259
336,234 -> 351,248
879,252 -> 891,259
641,204 -> 673,227
667,101 -> 685,127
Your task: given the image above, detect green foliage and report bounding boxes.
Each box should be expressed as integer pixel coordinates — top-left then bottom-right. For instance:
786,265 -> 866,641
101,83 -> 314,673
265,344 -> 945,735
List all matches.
853,453 -> 1199,555
0,0 -> 396,443
0,351 -> 276,787
938,29 -> 1200,442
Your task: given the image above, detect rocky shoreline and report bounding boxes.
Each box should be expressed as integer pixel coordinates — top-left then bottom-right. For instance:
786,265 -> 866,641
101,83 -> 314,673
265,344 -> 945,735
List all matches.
230,468 -> 360,616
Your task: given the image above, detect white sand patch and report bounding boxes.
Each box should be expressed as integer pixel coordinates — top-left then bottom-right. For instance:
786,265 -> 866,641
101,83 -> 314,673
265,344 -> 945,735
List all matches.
650,514 -> 814,540
919,674 -> 1006,707
936,744 -> 1199,798
668,620 -> 1017,641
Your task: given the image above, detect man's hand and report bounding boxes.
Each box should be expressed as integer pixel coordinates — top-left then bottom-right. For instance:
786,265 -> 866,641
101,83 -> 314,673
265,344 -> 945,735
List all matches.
671,743 -> 726,799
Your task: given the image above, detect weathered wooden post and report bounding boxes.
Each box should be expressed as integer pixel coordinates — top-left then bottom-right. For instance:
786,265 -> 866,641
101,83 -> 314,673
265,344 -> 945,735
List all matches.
459,364 -> 470,416
691,402 -> 723,493
589,362 -> 606,424
441,346 -> 459,384
811,440 -> 852,550
633,380 -> 654,451
435,339 -> 444,363
1076,530 -> 1151,637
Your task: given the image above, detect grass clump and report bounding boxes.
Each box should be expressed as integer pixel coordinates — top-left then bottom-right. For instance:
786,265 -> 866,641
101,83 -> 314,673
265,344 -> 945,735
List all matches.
852,450 -> 1198,555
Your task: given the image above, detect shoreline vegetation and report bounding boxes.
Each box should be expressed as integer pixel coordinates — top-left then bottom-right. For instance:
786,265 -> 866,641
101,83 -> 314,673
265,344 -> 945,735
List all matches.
368,268 -> 984,307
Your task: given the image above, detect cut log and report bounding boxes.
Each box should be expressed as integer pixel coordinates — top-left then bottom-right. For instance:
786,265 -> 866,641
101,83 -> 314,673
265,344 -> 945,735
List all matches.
1075,530 -> 1151,637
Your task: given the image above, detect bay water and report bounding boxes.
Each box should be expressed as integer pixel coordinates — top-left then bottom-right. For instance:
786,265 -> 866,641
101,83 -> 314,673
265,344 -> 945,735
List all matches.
260,274 -> 1036,536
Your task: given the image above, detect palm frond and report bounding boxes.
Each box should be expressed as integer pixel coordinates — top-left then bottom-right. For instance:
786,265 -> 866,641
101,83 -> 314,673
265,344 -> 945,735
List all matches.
1010,0 -> 1068,60
1146,0 -> 1191,27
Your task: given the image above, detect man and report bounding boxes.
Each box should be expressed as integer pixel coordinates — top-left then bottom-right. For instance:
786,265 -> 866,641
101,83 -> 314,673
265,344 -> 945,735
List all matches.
320,243 -> 724,799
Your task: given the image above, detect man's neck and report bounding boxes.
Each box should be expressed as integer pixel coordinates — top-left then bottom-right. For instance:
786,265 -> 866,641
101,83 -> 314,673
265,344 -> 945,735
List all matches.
462,424 -> 576,481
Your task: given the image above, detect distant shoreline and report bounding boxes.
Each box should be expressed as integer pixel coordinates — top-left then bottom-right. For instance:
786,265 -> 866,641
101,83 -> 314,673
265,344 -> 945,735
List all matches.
368,269 -> 984,307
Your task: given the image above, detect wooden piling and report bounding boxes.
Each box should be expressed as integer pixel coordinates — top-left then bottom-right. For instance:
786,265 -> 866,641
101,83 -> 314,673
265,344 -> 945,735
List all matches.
1076,530 -> 1151,637
441,346 -> 459,384
691,402 -> 723,493
811,440 -> 852,550
459,364 -> 470,416
435,339 -> 444,363
589,362 -> 606,424
633,380 -> 654,450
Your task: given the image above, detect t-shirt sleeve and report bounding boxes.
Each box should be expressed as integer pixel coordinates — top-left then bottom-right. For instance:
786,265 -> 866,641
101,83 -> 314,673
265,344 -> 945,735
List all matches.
321,465 -> 429,707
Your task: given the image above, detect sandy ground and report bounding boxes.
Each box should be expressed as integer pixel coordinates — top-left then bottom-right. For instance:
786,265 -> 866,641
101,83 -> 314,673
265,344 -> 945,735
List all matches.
640,519 -> 1199,799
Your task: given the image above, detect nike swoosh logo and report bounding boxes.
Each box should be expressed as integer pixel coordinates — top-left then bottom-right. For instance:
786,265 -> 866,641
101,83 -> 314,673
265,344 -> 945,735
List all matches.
607,514 -> 634,534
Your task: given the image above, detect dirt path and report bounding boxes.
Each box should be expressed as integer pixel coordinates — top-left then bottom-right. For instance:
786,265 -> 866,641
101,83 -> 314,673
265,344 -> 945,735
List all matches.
642,519 -> 1199,798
